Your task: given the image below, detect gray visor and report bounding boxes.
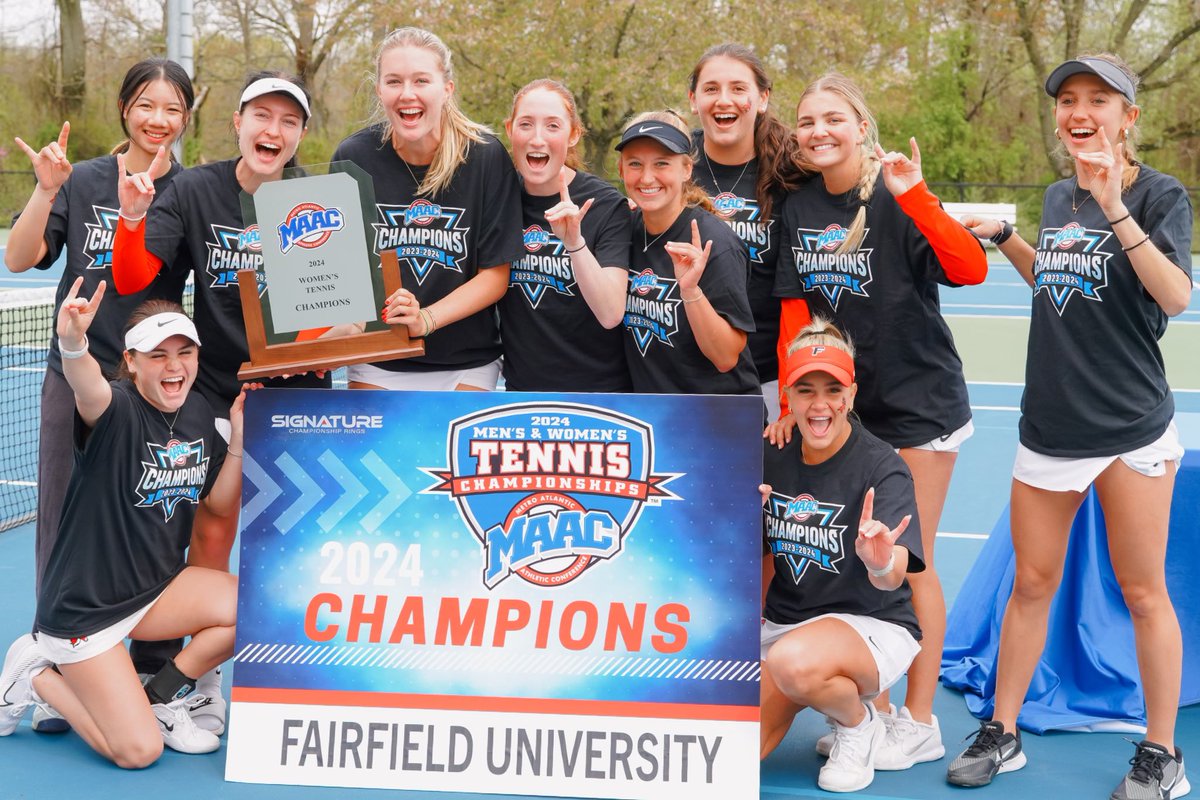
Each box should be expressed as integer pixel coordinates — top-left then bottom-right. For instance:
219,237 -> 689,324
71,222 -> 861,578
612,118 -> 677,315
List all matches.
1045,58 -> 1136,104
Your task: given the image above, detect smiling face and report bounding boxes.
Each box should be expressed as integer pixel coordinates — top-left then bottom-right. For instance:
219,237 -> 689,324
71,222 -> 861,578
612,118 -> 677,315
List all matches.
795,89 -> 868,182
377,44 -> 453,162
234,93 -> 306,179
125,334 -> 198,413
618,138 -> 691,228
785,372 -> 856,459
690,55 -> 766,163
1055,73 -> 1139,158
122,78 -> 188,157
507,87 -> 579,195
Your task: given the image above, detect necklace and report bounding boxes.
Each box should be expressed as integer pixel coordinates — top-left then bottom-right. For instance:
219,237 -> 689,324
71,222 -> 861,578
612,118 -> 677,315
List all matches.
1071,179 -> 1093,214
399,156 -> 424,188
643,225 -> 669,253
703,151 -> 752,196
159,407 -> 181,437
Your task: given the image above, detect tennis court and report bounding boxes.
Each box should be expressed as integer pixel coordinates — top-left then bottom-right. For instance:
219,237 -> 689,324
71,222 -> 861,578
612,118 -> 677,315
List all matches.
1,253 -> 1197,798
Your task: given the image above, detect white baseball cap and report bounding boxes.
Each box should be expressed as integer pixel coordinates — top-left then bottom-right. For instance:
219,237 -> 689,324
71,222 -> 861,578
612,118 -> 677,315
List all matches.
124,312 -> 201,352
239,77 -> 311,121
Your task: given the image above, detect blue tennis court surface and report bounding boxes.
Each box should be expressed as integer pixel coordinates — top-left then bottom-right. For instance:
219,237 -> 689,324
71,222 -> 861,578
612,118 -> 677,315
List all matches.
1,256 -> 1198,797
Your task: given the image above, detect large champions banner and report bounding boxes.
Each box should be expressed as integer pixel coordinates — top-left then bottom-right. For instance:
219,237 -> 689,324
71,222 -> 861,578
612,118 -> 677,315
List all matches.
225,390 -> 763,798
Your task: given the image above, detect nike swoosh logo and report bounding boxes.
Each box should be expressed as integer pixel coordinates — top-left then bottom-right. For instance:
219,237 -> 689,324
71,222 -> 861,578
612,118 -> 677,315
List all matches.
940,434 -> 952,442
156,320 -> 173,327
0,682 -> 17,708
638,125 -> 663,132
160,721 -> 174,732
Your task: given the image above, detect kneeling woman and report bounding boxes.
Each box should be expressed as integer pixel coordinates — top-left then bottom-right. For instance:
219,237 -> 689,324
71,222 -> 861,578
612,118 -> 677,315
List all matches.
0,280 -> 242,766
760,319 -> 924,793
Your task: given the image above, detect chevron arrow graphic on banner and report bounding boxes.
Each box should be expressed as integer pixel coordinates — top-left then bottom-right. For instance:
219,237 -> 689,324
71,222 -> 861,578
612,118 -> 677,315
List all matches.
274,452 -> 326,534
241,452 -> 282,528
359,450 -> 410,533
316,450 -> 369,533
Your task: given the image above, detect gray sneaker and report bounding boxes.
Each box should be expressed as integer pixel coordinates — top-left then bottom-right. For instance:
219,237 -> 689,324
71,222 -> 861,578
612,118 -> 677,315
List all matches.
0,634 -> 51,736
1110,741 -> 1190,800
946,721 -> 1026,787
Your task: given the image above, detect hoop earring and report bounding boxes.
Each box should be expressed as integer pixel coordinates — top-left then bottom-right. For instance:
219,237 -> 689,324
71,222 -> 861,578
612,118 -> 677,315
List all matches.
1053,127 -> 1060,140
1123,128 -> 1129,140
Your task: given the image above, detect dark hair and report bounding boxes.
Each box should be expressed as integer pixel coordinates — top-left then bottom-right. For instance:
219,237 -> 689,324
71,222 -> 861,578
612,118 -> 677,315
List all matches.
116,299 -> 191,382
112,58 -> 195,158
238,70 -> 310,169
689,43 -> 806,220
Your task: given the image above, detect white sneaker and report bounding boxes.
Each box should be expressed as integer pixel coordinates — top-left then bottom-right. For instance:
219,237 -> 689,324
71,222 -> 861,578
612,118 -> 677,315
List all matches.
31,702 -> 69,734
0,634 -> 51,736
184,692 -> 226,736
875,706 -> 945,770
152,699 -> 220,754
818,705 -> 886,793
817,704 -> 894,757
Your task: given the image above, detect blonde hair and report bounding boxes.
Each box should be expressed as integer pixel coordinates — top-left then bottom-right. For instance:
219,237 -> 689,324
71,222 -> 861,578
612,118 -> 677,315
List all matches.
786,316 -> 855,360
506,79 -> 587,170
371,27 -> 489,197
621,110 -> 715,213
796,73 -> 880,255
1065,52 -> 1142,192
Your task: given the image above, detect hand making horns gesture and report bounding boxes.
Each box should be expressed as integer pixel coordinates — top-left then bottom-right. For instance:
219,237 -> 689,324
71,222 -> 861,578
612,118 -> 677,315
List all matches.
874,137 -> 924,197
116,144 -> 169,222
854,486 -> 911,574
664,218 -> 713,299
15,121 -> 73,193
544,168 -> 595,253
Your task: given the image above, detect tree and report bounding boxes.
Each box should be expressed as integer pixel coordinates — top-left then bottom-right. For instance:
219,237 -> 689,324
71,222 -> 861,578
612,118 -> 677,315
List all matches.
57,0 -> 86,120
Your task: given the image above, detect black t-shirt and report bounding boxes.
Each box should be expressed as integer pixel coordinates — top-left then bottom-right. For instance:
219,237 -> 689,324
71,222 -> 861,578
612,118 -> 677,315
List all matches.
1021,165 -> 1193,456
775,174 -> 971,448
144,159 -> 260,406
624,206 -> 759,394
331,126 -> 525,371
499,170 -> 632,392
36,380 -> 226,638
25,155 -> 188,376
762,423 -> 925,640
692,133 -> 782,381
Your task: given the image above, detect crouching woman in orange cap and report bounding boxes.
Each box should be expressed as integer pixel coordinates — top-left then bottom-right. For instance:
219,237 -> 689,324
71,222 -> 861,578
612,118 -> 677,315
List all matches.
759,317 -> 925,793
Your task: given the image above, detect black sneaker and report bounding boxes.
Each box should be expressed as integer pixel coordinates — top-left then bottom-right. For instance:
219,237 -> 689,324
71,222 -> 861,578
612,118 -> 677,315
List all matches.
1110,740 -> 1190,800
946,721 -> 1026,787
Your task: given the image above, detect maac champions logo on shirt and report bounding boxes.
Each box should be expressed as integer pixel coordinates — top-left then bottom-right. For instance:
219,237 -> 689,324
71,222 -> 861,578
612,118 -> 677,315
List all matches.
791,224 -> 874,309
1033,222 -> 1114,314
764,490 -> 848,582
135,438 -> 210,521
82,205 -> 120,269
206,223 -> 266,295
373,200 -> 470,286
510,224 -> 574,308
277,203 -> 344,254
624,269 -> 681,355
713,193 -> 774,263
422,403 -> 680,589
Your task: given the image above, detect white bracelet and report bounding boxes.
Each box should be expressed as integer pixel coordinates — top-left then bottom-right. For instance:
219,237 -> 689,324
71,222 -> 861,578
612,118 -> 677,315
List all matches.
59,335 -> 89,360
867,551 -> 895,577
119,209 -> 146,223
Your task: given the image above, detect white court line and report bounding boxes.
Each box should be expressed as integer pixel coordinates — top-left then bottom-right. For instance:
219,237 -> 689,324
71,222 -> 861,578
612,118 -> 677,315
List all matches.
0,480 -> 36,487
971,405 -> 1020,412
3,367 -> 43,372
943,303 -> 1029,310
937,531 -> 989,540
968,380 -> 1023,386
945,313 -> 1029,320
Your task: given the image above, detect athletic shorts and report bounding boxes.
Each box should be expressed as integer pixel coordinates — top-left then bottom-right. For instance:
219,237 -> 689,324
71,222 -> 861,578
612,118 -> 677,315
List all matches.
908,420 -> 975,453
38,593 -> 163,665
1013,421 -> 1183,493
761,380 -> 781,424
760,613 -> 921,698
347,359 -> 502,391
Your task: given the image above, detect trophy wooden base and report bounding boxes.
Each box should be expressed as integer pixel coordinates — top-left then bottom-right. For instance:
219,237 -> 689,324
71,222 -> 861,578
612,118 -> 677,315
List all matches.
237,250 -> 424,380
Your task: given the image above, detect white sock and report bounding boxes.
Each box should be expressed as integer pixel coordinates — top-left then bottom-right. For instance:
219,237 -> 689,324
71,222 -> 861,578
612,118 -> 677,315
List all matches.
196,666 -> 222,694
844,703 -> 875,731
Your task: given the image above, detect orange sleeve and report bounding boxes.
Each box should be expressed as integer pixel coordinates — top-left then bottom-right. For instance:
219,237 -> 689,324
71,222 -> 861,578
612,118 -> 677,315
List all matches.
112,218 -> 164,295
895,181 -> 988,286
775,297 -> 811,419
293,327 -> 332,342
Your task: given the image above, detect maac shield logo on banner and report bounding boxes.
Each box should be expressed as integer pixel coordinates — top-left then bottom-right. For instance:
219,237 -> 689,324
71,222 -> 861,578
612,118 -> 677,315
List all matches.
423,402 -> 680,589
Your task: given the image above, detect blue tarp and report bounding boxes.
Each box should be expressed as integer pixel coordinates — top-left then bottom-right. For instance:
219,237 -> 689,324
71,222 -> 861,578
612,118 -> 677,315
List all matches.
941,451 -> 1200,734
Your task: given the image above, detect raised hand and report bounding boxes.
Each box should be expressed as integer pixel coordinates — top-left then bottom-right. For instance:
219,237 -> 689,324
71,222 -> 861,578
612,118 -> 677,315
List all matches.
15,121 -> 72,193
544,168 -> 594,252
116,145 -> 168,221
875,137 -> 924,197
56,276 -> 106,348
664,219 -> 713,298
1076,127 -> 1124,218
853,487 -> 911,574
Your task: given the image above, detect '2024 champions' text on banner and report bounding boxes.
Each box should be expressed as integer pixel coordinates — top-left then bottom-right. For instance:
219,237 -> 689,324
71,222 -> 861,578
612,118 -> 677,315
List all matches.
226,390 -> 763,798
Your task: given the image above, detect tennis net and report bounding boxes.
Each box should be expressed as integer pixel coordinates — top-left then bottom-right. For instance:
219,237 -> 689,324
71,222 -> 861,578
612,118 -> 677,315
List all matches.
0,287 -> 54,532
